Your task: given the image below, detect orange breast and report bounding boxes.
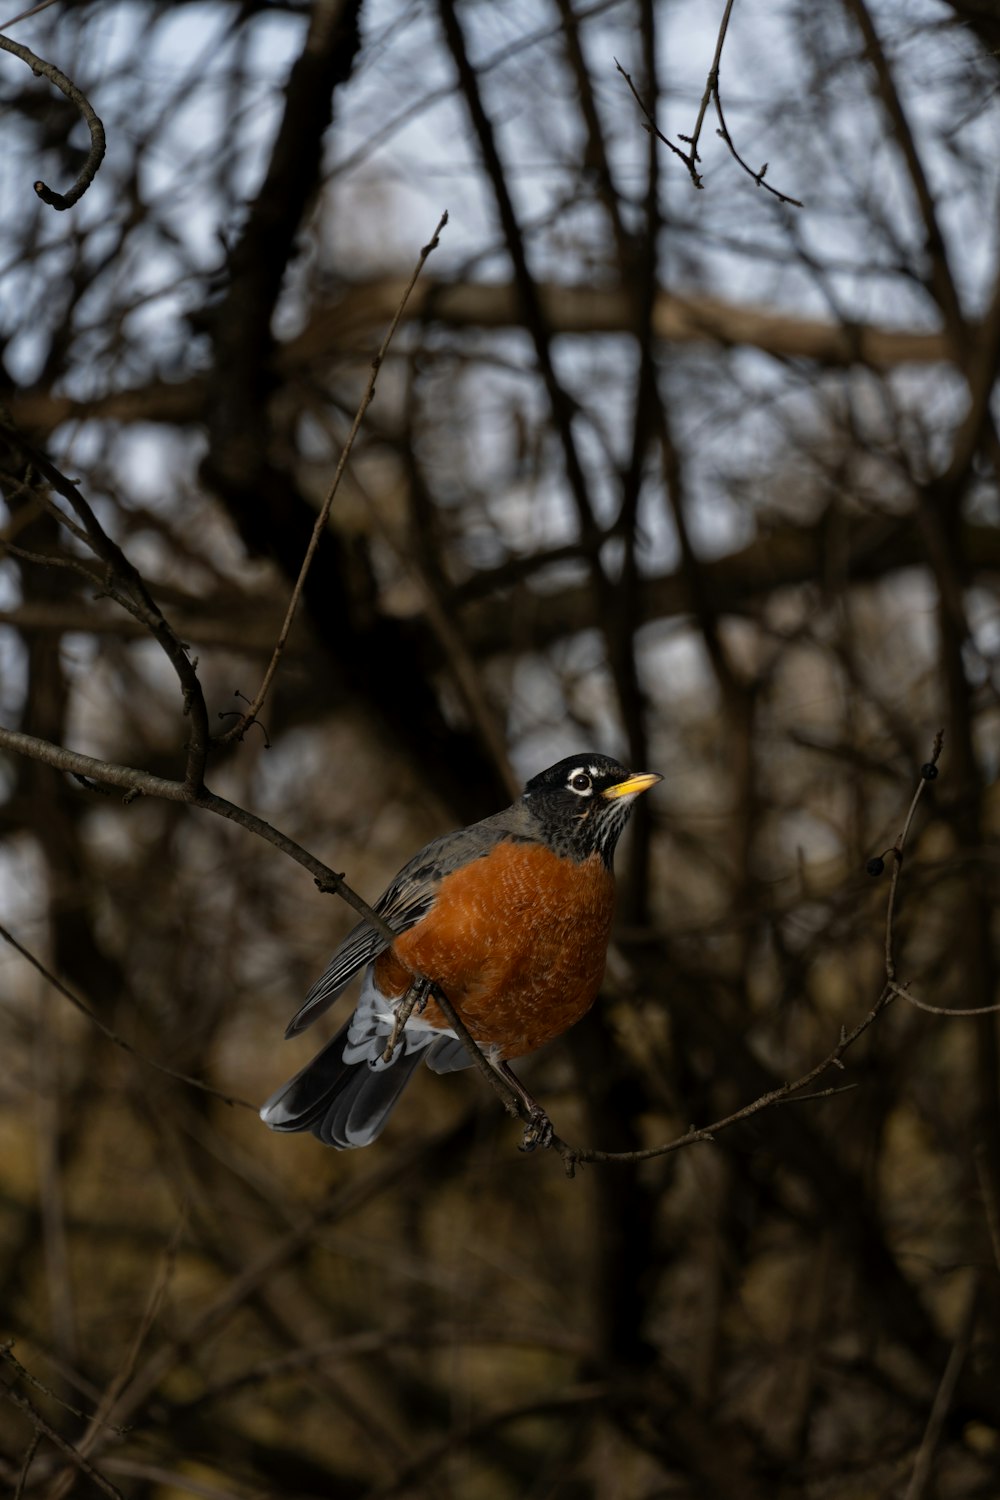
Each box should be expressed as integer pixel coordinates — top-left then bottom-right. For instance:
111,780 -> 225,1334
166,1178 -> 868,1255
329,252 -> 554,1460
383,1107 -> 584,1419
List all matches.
373,842 -> 615,1059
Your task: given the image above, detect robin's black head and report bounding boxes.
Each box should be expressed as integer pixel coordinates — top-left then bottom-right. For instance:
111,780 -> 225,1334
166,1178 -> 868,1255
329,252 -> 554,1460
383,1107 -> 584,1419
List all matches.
522,753 -> 661,866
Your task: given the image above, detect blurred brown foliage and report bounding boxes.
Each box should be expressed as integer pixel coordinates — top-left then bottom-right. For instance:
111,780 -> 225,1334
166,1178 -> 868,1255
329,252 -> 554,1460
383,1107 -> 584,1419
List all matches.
1,0 -> 999,1496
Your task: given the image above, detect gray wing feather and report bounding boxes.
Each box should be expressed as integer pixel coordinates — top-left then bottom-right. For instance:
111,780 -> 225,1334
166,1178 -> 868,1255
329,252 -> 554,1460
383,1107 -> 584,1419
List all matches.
284,818 -> 525,1038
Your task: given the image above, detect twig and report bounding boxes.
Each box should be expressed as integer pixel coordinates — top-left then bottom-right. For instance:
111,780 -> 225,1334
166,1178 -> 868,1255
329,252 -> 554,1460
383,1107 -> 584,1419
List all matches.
885,731 -> 944,980
889,981 -> 1000,1018
0,921 -> 258,1111
0,724 -> 404,943
548,986 -> 892,1176
0,1345 -> 127,1436
0,725 -> 527,1125
0,1377 -> 125,1500
0,0 -> 63,31
12,1431 -> 39,1500
0,536 -> 105,588
771,1082 -> 859,1105
902,1280 -> 977,1500
75,1121 -> 471,1441
366,1384 -> 608,1500
616,0 -> 802,206
0,34 -> 105,209
615,57 -> 699,184
0,718 -> 955,1158
546,736 -> 942,1176
218,210 -> 449,746
52,1210 -> 187,1491
711,85 -> 803,207
0,424 -> 212,793
419,984 -> 523,1122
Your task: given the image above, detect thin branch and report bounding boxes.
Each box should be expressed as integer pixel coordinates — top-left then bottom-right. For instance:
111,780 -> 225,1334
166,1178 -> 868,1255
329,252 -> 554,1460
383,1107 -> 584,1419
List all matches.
367,1385 -> 608,1500
218,210 -> 449,746
415,984 -> 524,1123
0,724 -> 527,1124
0,725 -> 189,801
0,33 -> 105,209
12,1432 -> 39,1500
885,730 -> 944,982
547,736 -> 943,1175
0,722 -> 955,1159
616,0 -> 802,207
550,984 -> 893,1175
0,0 -> 63,32
77,1122 -> 470,1441
842,0 -> 964,340
889,981 -> 1000,1018
0,921 -> 258,1110
0,424 -> 211,792
615,57 -> 699,184
65,1210 -> 187,1479
0,1345 -> 127,1436
902,1280 -> 977,1500
0,536 -> 105,589
0,1376 -> 125,1500
0,468 -> 92,550
0,725 -> 396,939
686,0 -> 734,166
711,86 -> 804,207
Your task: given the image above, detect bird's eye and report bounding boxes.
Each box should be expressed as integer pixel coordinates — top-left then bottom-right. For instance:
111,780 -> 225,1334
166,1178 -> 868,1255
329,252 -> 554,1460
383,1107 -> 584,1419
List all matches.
569,772 -> 592,794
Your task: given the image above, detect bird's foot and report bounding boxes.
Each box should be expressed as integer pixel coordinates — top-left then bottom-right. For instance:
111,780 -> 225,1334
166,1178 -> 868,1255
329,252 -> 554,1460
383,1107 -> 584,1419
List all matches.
519,1107 -> 554,1153
382,975 -> 433,1061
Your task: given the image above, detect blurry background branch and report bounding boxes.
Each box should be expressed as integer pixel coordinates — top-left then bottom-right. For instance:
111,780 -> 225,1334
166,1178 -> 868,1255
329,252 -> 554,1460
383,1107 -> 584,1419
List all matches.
1,0 -> 999,1496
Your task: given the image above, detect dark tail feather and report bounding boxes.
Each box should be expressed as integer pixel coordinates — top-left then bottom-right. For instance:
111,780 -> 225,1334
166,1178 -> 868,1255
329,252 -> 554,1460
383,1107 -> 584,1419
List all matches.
425,1036 -> 472,1074
260,1020 -> 426,1149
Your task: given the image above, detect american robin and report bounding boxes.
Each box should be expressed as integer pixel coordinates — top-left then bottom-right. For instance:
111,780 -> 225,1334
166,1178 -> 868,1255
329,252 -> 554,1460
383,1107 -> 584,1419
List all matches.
260,753 -> 660,1148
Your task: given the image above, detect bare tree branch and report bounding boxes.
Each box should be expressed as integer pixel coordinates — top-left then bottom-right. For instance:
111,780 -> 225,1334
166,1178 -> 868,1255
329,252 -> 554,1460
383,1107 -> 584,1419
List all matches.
616,0 -> 803,207
0,922 -> 258,1109
548,735 -> 944,1174
218,210 -> 449,745
0,32 -> 105,208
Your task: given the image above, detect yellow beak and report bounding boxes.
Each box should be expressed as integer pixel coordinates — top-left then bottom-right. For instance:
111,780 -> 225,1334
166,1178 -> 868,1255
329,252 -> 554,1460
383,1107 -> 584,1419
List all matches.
601,770 -> 662,801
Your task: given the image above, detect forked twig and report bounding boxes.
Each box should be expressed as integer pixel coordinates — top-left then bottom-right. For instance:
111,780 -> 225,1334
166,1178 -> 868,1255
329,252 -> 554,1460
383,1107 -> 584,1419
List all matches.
0,1377 -> 125,1500
615,0 -> 802,207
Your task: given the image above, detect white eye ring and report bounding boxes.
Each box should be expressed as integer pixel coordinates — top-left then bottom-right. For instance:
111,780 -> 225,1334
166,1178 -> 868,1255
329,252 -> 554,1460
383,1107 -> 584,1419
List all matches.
568,771 -> 593,795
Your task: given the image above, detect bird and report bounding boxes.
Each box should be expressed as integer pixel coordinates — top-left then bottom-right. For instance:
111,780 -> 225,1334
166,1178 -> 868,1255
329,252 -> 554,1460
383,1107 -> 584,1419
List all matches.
260,753 -> 661,1149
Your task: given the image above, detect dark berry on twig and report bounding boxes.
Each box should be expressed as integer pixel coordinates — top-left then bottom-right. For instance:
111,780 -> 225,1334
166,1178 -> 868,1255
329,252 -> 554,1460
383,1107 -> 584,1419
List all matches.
920,763 -> 938,780
866,857 -> 885,877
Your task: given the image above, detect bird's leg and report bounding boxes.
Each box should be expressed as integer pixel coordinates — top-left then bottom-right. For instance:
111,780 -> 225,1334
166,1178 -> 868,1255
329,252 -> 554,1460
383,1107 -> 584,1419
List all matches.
382,974 -> 432,1062
491,1060 -> 555,1152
